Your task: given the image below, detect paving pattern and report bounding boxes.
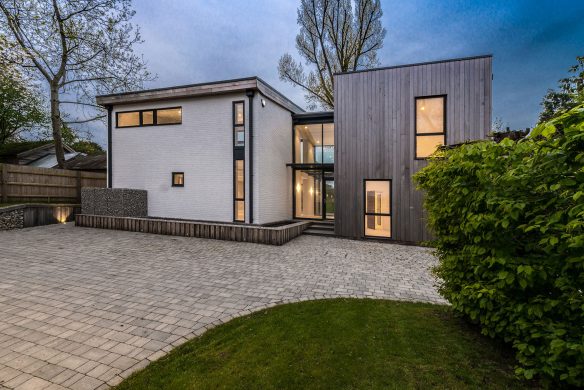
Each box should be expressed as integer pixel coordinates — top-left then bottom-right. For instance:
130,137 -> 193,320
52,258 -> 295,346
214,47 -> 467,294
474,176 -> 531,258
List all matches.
0,223 -> 445,389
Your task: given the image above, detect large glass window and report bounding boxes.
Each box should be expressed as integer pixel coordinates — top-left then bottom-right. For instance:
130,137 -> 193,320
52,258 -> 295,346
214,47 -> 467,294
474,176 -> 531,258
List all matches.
295,170 -> 322,219
116,107 -> 182,128
364,180 -> 391,238
294,123 -> 334,164
234,160 -> 245,222
415,96 -> 445,158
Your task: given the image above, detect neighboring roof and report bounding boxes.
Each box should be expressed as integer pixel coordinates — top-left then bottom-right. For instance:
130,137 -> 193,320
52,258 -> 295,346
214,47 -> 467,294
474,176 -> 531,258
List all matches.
17,143 -> 76,165
335,54 -> 493,76
28,152 -> 80,168
96,77 -> 305,114
65,154 -> 107,171
0,141 -> 52,159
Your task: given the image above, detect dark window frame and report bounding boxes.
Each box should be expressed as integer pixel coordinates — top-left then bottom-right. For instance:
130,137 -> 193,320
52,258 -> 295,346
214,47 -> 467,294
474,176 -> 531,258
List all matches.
363,178 -> 392,239
115,106 -> 182,128
171,172 -> 184,187
233,159 -> 245,222
232,100 -> 245,222
293,123 -> 335,165
233,101 -> 245,148
414,95 -> 447,160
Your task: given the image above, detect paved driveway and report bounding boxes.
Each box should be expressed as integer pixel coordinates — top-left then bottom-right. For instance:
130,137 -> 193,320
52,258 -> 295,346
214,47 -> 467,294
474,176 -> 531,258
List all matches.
0,224 -> 444,389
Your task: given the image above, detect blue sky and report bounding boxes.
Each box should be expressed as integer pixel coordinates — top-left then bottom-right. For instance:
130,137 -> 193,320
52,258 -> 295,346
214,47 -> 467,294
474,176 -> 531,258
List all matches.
93,0 -> 584,144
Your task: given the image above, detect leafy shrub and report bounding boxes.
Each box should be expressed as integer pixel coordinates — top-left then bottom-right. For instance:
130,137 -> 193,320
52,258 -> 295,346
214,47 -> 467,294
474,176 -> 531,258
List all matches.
414,105 -> 584,386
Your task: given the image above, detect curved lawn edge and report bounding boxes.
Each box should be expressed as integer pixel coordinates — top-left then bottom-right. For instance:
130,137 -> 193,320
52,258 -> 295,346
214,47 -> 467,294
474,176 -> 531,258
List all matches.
114,298 -> 534,390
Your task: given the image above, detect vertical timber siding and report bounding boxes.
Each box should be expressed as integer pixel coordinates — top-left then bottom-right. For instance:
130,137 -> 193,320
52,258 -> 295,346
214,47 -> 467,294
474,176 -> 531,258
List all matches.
334,56 -> 492,242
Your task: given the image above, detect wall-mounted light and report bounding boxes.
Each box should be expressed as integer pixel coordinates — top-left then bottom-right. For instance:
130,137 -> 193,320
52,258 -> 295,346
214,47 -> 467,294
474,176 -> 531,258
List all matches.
296,183 -> 301,193
261,99 -> 266,107
309,187 -> 313,196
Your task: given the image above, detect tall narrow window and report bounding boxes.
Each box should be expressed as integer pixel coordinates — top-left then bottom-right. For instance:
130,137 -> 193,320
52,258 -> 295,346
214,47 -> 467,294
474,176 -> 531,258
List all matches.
415,96 -> 446,159
234,160 -> 245,222
233,101 -> 245,222
364,180 -> 391,238
234,101 -> 245,147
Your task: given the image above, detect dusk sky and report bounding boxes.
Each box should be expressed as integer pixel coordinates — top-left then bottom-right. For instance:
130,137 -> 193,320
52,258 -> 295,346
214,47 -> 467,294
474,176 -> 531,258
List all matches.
93,0 -> 583,144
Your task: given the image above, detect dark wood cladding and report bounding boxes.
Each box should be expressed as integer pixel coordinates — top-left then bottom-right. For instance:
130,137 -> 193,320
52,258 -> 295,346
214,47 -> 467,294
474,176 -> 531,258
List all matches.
334,56 -> 492,242
75,214 -> 311,246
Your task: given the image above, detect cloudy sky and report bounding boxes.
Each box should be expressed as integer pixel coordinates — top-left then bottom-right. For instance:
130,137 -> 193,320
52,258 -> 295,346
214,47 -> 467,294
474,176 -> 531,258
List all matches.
92,0 -> 583,145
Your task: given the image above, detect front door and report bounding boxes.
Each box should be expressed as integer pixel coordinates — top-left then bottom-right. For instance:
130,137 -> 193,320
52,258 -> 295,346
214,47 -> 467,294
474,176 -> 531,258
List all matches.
324,178 -> 335,220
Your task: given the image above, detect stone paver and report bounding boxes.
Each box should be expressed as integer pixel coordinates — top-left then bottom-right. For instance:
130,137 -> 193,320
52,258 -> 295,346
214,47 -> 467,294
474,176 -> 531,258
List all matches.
0,223 -> 445,389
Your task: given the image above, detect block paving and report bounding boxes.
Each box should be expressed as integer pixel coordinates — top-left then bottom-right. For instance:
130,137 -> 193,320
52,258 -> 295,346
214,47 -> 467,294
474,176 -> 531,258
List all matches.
0,223 -> 445,389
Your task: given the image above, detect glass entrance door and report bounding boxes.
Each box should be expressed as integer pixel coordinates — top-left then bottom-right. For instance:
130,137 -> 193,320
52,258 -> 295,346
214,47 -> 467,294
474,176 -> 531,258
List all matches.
324,178 -> 335,220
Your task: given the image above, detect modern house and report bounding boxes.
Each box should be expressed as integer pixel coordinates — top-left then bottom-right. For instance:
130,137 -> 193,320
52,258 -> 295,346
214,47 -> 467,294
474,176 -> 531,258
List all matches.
96,54 -> 492,243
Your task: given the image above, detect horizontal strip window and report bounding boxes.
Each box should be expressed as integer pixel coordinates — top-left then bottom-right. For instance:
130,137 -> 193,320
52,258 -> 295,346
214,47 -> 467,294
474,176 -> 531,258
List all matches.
116,107 -> 182,128
364,179 -> 392,239
415,96 -> 446,159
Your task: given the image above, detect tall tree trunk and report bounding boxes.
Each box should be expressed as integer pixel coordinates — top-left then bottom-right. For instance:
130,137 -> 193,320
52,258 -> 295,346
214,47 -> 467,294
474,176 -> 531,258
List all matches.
49,83 -> 65,168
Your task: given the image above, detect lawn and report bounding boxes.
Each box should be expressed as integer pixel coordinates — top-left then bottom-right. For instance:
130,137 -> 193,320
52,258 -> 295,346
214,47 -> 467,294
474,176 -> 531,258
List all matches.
116,299 -> 533,390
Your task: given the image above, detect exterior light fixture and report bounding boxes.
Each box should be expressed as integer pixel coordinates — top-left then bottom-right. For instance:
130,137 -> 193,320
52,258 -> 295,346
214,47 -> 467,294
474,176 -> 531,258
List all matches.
296,183 -> 301,192
261,99 -> 266,107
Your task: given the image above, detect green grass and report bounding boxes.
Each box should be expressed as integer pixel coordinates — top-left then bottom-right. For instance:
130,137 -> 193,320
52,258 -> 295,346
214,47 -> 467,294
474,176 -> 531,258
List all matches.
116,299 -> 533,390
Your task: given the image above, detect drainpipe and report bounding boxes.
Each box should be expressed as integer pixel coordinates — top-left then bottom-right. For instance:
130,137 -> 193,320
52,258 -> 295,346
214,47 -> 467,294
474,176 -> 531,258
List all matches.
246,90 -> 255,224
107,105 -> 113,188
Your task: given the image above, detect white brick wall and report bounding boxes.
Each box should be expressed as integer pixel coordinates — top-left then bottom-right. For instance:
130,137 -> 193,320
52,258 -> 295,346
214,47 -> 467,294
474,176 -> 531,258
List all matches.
253,94 -> 293,224
112,93 -> 247,222
111,91 -> 294,224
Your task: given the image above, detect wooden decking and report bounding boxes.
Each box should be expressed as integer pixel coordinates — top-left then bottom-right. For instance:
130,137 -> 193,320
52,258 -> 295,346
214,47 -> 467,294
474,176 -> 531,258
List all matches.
75,214 -> 311,245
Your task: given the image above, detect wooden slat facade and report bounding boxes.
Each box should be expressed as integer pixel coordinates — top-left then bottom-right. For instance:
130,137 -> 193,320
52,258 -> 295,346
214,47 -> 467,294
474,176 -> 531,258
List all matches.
334,56 -> 492,242
75,214 -> 311,246
0,164 -> 106,203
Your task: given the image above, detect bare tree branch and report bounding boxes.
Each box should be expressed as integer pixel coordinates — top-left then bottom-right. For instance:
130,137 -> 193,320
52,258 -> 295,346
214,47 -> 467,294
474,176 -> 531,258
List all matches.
279,0 -> 385,109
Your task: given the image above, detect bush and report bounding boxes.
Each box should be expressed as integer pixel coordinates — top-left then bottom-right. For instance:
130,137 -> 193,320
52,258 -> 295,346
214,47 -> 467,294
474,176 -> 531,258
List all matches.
414,105 -> 584,386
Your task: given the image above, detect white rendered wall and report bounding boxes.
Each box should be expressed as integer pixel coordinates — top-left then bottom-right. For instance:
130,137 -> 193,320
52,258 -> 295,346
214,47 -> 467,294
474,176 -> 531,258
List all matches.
252,93 -> 293,224
112,93 -> 247,222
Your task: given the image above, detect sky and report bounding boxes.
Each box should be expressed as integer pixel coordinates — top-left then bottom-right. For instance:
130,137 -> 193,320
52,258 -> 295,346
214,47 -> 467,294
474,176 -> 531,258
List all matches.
92,0 -> 584,145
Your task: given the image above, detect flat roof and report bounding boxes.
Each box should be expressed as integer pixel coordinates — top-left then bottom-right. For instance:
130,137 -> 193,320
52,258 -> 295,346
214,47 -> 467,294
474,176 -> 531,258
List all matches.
335,54 -> 493,76
96,76 -> 305,114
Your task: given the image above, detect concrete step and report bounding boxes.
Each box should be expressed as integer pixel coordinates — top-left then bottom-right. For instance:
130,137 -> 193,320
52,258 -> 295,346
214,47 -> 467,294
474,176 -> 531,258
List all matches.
303,228 -> 336,236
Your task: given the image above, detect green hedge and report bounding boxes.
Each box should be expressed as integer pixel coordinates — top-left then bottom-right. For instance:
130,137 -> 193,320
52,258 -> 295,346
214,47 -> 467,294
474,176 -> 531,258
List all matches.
414,106 -> 584,386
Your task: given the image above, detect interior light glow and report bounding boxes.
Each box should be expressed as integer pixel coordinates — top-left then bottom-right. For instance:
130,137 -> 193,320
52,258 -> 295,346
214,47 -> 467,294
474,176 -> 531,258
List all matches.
309,187 -> 313,196
296,183 -> 301,192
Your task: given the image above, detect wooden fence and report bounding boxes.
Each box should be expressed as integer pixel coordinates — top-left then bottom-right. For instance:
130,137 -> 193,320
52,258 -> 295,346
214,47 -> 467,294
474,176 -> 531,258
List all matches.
0,164 -> 106,203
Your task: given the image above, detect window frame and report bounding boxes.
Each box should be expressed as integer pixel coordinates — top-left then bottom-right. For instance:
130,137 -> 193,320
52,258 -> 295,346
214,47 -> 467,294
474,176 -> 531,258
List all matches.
363,179 -> 392,239
414,95 -> 447,160
115,106 -> 182,128
171,172 -> 184,187
233,100 -> 245,148
233,159 -> 245,222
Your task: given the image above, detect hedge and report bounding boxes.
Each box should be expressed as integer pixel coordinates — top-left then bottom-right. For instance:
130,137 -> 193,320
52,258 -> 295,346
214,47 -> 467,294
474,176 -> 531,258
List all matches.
414,105 -> 584,386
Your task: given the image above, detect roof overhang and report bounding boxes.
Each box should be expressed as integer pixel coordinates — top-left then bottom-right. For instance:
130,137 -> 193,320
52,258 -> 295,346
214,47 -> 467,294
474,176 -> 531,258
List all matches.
96,77 -> 304,114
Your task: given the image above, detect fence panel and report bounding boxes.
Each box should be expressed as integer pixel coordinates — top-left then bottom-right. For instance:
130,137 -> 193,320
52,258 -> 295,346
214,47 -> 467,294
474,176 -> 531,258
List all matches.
0,163 -> 106,203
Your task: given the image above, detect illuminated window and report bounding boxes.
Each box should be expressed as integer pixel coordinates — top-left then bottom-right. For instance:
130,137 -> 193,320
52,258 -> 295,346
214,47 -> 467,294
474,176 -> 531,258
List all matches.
116,111 -> 140,127
116,107 -> 182,128
234,101 -> 245,147
172,172 -> 184,187
157,108 -> 182,125
234,160 -> 245,221
364,180 -> 391,238
415,96 -> 446,158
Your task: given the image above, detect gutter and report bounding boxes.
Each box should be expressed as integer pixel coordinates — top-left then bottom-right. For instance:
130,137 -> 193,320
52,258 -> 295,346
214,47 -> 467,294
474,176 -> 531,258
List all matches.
246,90 -> 254,224
107,105 -> 113,188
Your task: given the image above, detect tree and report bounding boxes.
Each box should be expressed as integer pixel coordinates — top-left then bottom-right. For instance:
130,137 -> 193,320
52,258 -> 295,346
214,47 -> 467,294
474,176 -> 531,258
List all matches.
278,0 -> 386,110
539,56 -> 584,124
0,0 -> 152,167
0,60 -> 47,144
